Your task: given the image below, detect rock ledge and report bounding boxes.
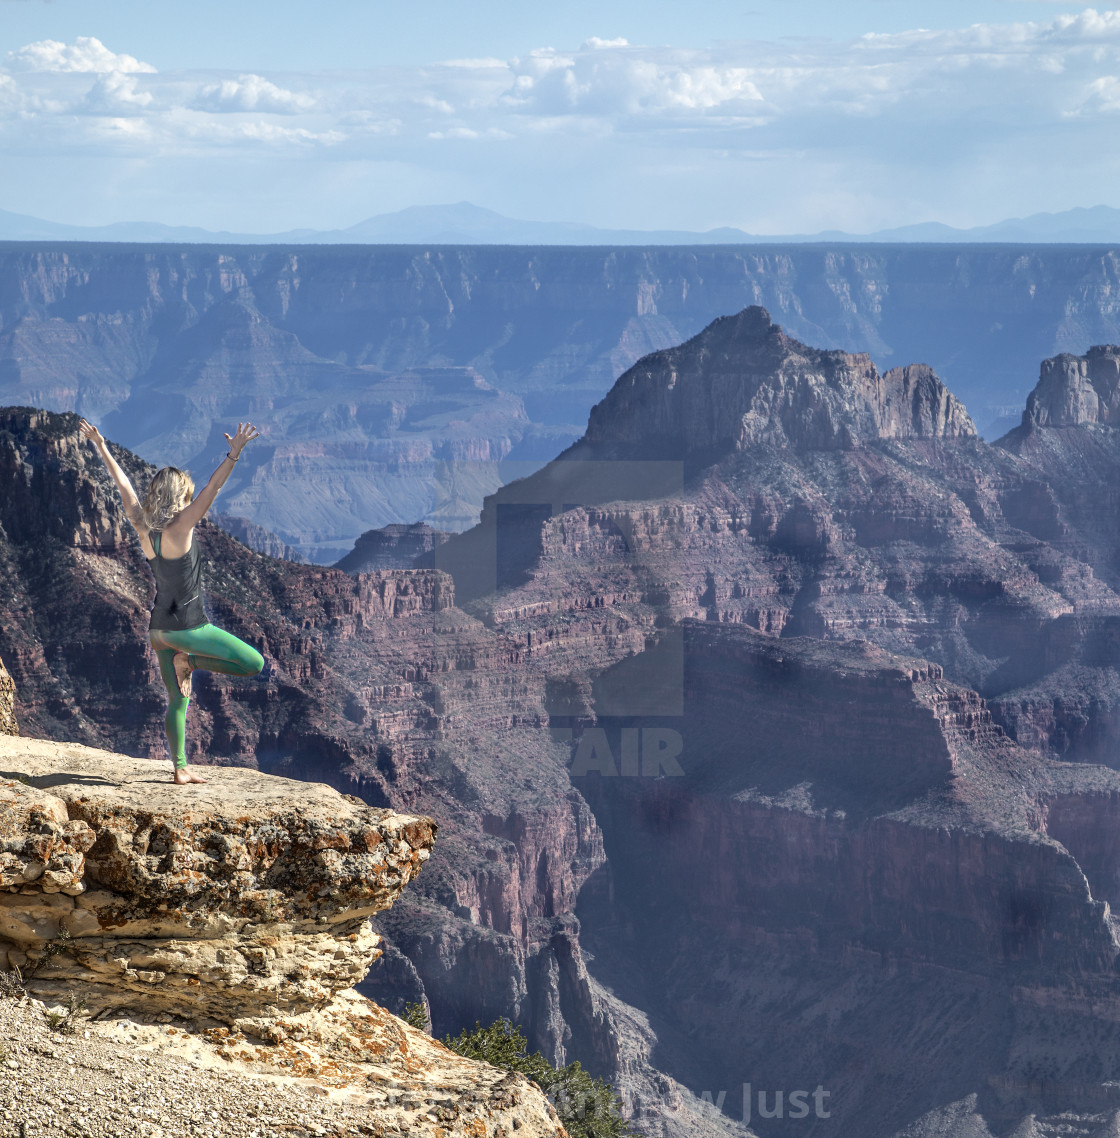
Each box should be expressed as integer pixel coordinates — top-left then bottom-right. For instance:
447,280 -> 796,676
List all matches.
0,737 -> 434,1024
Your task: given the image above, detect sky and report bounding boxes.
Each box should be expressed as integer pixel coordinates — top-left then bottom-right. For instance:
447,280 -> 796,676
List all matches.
2,0 -> 1120,234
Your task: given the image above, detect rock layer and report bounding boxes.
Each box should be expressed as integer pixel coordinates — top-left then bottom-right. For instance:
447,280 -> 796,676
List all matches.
0,656 -> 15,736
572,621 -> 1120,1136
335,522 -> 451,573
0,736 -> 435,1026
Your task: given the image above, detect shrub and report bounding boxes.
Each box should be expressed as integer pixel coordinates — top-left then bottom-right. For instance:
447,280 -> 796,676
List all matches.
402,1001 -> 430,1030
0,966 -> 25,999
44,991 -> 87,1034
443,1017 -> 633,1138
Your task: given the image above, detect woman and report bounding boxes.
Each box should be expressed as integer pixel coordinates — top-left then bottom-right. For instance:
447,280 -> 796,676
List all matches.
79,419 -> 265,784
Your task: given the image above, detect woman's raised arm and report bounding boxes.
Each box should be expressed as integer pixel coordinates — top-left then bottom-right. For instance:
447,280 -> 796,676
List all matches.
79,419 -> 143,528
173,421 -> 260,530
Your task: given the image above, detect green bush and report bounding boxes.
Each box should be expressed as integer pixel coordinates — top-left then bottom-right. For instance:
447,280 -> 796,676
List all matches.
443,1017 -> 633,1138
402,1001 -> 430,1030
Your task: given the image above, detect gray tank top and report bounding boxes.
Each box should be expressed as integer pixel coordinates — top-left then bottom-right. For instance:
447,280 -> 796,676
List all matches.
148,531 -> 207,631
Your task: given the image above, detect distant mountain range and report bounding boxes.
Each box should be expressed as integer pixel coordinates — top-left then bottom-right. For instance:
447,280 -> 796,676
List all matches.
5,201 -> 1120,245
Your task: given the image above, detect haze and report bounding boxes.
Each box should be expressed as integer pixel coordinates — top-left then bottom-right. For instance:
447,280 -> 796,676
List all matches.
1,1 -> 1119,236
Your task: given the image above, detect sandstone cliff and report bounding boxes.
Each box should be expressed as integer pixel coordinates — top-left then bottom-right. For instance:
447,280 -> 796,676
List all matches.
1021,344 -> 1120,428
209,511 -> 308,562
0,733 -> 567,1138
413,313 -> 1120,1133
573,621 -> 1120,1136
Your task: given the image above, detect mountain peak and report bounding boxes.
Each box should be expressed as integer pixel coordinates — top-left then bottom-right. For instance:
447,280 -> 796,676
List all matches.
581,304 -> 976,459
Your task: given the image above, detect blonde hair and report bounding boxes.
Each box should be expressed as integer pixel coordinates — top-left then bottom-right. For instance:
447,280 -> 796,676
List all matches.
139,467 -> 194,532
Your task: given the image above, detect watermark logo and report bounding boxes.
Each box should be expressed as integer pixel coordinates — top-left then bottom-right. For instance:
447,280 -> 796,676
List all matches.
625,1083 -> 832,1125
552,726 -> 685,776
738,1084 -> 831,1123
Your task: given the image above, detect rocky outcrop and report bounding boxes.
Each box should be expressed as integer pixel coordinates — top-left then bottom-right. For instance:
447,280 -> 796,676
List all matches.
1021,344 -> 1120,428
0,736 -> 568,1137
582,306 -> 975,458
335,522 -> 452,573
0,736 -> 435,1025
0,657 -> 15,736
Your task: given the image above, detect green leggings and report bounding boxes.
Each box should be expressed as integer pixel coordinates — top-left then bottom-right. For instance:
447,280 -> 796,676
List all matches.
150,623 -> 264,768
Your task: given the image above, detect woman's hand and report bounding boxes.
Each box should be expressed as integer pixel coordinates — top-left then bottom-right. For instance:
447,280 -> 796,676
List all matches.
223,421 -> 260,460
79,418 -> 142,522
79,419 -> 106,449
178,421 -> 260,527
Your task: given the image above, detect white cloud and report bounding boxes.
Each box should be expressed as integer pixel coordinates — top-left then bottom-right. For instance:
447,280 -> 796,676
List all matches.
503,47 -> 762,117
7,11 -> 1120,234
428,126 -> 513,140
7,36 -> 155,74
439,57 -> 508,70
1081,73 -> 1120,110
1047,8 -> 1120,37
192,73 -> 317,114
81,71 -> 154,115
207,121 -> 343,145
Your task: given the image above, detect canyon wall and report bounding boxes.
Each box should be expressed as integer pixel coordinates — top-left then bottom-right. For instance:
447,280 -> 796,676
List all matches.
12,301 -> 1120,1133
0,404 -> 703,1131
5,242 -> 1120,557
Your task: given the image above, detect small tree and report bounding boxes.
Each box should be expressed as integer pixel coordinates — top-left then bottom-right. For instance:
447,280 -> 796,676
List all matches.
443,1017 -> 633,1138
402,1001 -> 430,1030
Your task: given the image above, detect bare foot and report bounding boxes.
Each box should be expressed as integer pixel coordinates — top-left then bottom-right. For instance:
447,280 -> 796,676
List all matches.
172,651 -> 194,698
173,767 -> 209,784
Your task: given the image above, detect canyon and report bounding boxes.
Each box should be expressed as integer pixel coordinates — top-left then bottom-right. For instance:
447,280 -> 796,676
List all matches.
9,303 -> 1120,1134
4,242 -> 1120,560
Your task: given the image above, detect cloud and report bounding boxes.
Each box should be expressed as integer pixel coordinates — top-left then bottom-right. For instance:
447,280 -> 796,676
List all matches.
428,126 -> 513,140
190,120 -> 342,145
81,71 -> 153,115
503,47 -> 763,117
439,57 -> 508,70
192,73 -> 317,114
6,10 -> 1120,235
1081,73 -> 1120,110
7,36 -> 155,74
